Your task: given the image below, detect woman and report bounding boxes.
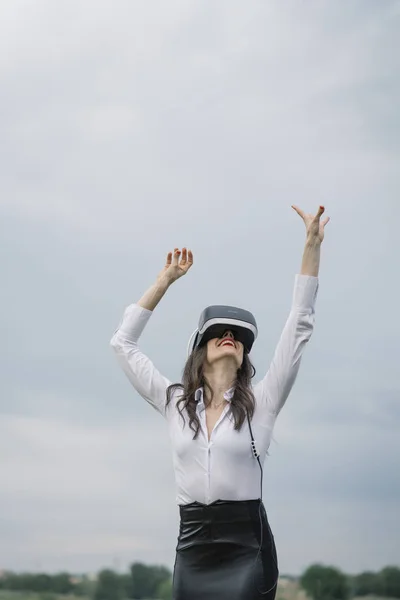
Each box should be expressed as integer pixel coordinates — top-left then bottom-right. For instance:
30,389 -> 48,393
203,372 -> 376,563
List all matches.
110,205 -> 329,600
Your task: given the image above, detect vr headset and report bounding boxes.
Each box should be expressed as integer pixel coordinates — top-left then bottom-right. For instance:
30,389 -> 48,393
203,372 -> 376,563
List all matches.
187,305 -> 258,358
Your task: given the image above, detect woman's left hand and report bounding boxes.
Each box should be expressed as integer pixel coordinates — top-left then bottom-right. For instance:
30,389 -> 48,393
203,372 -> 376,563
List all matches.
291,205 -> 330,243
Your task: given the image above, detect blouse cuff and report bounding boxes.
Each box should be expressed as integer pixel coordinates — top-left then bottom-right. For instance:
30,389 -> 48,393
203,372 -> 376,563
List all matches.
115,303 -> 153,342
292,274 -> 319,312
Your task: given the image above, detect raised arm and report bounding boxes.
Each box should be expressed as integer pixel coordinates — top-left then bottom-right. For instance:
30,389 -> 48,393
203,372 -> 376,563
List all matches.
254,205 -> 329,416
110,248 -> 193,417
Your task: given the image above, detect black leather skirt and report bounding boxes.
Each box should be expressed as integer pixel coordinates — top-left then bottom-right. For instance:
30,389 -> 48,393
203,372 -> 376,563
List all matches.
173,498 -> 279,600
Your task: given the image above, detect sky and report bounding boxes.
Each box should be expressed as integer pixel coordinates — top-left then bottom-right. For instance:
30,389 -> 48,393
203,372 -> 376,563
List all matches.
1,0 -> 399,578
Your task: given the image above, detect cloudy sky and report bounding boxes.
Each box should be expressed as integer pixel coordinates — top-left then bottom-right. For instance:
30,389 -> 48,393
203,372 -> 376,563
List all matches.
1,0 -> 399,578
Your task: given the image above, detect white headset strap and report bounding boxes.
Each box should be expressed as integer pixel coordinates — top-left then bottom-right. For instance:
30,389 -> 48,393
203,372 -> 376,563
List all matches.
186,328 -> 199,358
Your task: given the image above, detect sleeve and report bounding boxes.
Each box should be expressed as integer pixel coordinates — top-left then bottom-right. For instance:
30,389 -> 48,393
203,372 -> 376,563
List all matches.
253,274 -> 319,416
110,303 -> 173,418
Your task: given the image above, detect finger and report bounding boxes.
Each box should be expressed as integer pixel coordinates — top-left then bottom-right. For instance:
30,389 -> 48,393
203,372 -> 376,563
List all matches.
186,250 -> 193,270
291,205 -> 305,219
165,251 -> 172,266
180,247 -> 187,264
313,206 -> 325,224
322,216 -> 330,227
172,248 -> 181,266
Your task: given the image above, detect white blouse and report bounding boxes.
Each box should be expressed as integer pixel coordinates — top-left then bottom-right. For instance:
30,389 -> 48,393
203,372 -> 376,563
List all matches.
110,274 -> 319,505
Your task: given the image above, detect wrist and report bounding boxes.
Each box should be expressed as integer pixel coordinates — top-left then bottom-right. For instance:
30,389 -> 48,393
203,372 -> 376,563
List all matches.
137,277 -> 171,311
305,235 -> 321,247
155,275 -> 173,291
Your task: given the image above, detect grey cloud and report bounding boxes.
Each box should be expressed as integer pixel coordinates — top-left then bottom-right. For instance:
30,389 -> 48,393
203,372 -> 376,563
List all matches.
1,0 -> 399,576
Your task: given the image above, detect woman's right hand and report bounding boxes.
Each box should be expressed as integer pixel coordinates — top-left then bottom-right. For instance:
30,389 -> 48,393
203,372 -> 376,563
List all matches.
157,248 -> 194,286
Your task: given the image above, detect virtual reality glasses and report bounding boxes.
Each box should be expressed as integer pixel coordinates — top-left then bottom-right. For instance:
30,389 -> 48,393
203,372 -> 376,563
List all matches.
187,305 -> 258,357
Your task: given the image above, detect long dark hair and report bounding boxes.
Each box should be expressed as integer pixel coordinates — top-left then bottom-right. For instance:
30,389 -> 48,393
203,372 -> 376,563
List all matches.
166,345 -> 257,439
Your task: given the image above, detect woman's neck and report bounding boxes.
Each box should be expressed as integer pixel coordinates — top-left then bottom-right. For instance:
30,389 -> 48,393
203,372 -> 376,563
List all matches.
203,362 -> 237,405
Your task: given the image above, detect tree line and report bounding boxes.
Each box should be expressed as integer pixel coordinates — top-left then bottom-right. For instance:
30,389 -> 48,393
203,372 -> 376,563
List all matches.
1,563 -> 400,600
301,564 -> 400,600
0,565 -> 171,600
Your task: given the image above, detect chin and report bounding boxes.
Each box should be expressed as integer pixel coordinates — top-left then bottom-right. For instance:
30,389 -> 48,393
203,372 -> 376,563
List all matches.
218,348 -> 237,358
217,349 -> 242,364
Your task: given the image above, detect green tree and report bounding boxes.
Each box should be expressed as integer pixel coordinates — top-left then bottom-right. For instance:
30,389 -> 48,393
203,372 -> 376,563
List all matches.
12,573 -> 35,591
31,574 -> 53,592
74,575 -> 97,597
129,562 -> 171,599
51,572 -> 75,594
0,572 -> 18,590
380,566 -> 400,599
93,569 -> 123,600
300,564 -> 350,600
119,573 -> 133,598
352,571 -> 384,597
156,578 -> 173,600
